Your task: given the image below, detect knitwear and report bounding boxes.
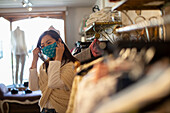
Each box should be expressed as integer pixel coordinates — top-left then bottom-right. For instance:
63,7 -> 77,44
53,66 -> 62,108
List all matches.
39,61 -> 75,113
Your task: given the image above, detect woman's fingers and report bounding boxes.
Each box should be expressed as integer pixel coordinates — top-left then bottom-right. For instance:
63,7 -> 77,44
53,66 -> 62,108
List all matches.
57,42 -> 60,47
32,47 -> 40,62
33,48 -> 40,54
56,42 -> 64,51
55,40 -> 65,61
56,40 -> 64,48
58,38 -> 62,42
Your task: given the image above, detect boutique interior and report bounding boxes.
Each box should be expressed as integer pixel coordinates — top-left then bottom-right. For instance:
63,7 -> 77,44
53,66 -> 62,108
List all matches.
0,0 -> 170,113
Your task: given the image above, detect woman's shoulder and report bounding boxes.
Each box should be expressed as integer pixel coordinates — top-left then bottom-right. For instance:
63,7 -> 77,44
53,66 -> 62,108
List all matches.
60,61 -> 76,75
61,61 -> 74,70
63,61 -> 74,67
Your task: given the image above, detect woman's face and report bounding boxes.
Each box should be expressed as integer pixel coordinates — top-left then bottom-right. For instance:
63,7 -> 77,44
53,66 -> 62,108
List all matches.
41,35 -> 56,49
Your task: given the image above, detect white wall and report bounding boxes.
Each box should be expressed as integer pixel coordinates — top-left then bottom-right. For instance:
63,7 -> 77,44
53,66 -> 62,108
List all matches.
94,0 -> 116,9
94,0 -> 104,9
66,7 -> 92,49
0,17 -> 12,86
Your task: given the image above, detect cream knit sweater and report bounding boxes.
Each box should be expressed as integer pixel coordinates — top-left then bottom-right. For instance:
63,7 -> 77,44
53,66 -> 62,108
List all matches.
29,61 -> 75,113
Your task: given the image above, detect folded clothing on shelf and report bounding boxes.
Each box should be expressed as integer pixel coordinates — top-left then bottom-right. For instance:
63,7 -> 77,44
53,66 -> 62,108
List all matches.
86,8 -> 113,28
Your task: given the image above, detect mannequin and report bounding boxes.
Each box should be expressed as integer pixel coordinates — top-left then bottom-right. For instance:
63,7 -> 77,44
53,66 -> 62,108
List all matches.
11,26 -> 27,86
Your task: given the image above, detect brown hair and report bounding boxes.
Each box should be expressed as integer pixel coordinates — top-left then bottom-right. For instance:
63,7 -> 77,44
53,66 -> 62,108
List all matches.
37,30 -> 79,70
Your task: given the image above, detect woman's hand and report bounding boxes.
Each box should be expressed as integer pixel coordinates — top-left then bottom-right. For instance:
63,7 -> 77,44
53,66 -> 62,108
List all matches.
33,47 -> 40,61
55,39 -> 65,61
31,47 -> 40,68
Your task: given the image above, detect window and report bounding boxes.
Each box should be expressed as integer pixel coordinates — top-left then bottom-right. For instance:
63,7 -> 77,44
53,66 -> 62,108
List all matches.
0,17 -> 12,86
0,11 -> 66,86
12,17 -> 65,83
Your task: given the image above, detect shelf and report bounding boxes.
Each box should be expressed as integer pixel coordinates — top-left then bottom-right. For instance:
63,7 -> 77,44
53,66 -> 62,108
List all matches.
112,0 -> 169,11
85,22 -> 122,36
115,14 -> 170,33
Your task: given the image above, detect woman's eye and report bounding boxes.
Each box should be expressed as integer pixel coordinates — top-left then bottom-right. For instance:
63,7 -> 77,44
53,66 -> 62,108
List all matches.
47,42 -> 51,44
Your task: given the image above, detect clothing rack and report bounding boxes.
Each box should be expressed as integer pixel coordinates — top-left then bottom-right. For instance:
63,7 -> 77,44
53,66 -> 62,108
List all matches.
110,0 -> 170,41
71,1 -> 170,113
85,22 -> 122,43
115,14 -> 170,33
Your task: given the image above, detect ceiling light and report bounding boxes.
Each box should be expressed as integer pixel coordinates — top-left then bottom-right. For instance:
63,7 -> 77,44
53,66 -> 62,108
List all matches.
22,3 -> 27,7
28,7 -> 32,11
22,0 -> 33,11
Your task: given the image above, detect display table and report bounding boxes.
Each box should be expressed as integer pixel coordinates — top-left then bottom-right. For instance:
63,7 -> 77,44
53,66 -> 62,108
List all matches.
0,89 -> 41,113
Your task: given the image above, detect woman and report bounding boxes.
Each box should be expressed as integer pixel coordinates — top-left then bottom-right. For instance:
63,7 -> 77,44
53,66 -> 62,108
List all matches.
29,30 -> 78,113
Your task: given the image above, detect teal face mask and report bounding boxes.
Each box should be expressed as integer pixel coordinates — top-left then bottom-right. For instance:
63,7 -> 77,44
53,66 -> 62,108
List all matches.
42,42 -> 57,58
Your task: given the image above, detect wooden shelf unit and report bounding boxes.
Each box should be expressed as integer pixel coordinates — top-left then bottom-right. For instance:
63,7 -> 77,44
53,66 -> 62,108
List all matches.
85,22 -> 122,36
111,0 -> 169,11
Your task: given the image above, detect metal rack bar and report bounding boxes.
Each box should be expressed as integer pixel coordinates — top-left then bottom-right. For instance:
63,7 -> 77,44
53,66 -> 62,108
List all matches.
115,14 -> 170,33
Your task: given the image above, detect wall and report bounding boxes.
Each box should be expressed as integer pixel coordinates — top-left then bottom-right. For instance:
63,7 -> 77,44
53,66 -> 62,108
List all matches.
94,0 -> 116,9
66,7 -> 92,49
94,0 -> 104,9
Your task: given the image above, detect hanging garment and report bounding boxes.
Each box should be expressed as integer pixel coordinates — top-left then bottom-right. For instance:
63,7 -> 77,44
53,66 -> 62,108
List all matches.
66,76 -> 84,113
74,48 -> 92,62
78,16 -> 89,35
72,46 -> 81,56
74,67 -> 118,113
92,58 -> 170,113
89,39 -> 104,57
86,8 -> 112,28
76,56 -> 104,76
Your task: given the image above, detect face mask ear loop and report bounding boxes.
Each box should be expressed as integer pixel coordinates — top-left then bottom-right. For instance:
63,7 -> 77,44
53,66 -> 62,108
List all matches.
36,45 -> 47,62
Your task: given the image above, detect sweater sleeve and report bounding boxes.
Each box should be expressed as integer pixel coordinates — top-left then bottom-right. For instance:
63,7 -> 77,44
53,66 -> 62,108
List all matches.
29,68 -> 39,91
48,61 -> 65,89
